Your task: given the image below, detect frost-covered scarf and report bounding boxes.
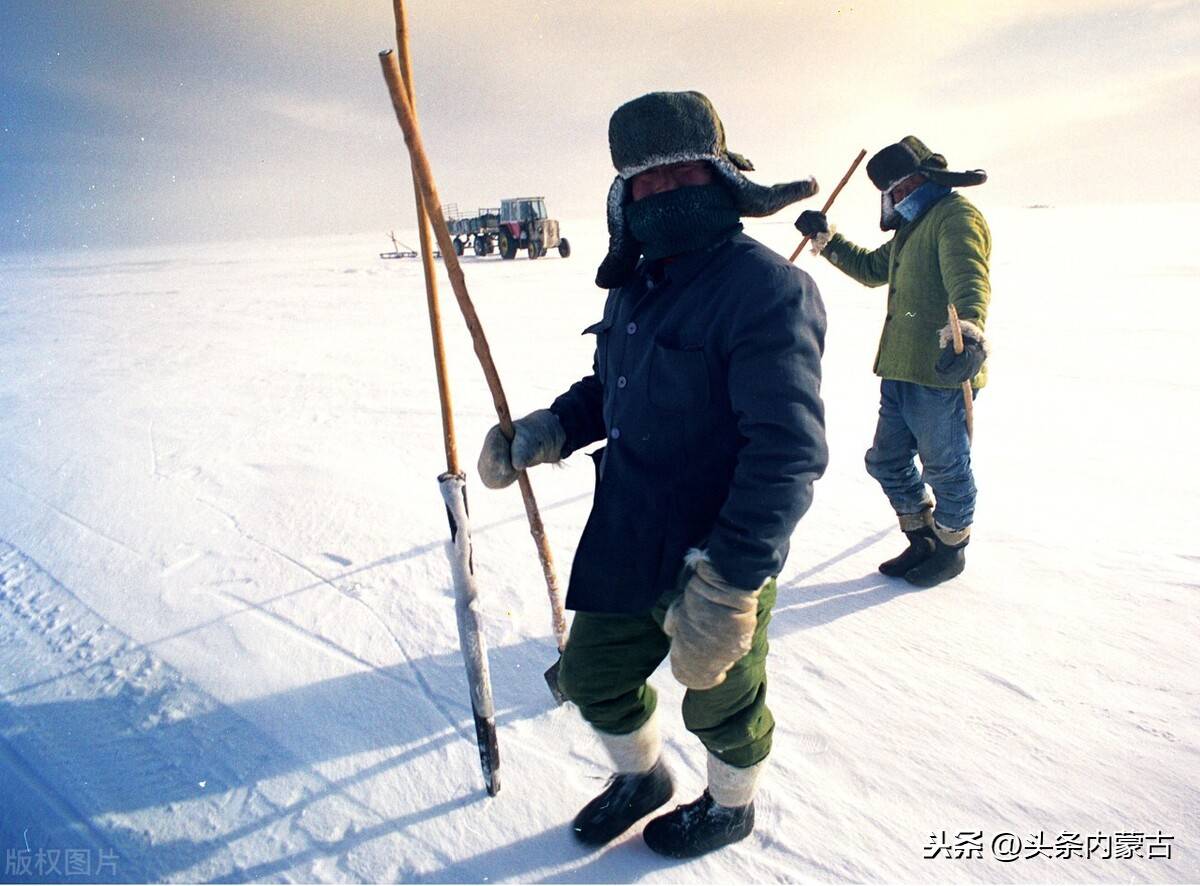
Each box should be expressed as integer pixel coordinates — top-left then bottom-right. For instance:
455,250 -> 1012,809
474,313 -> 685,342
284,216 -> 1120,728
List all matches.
881,181 -> 951,231
625,183 -> 742,262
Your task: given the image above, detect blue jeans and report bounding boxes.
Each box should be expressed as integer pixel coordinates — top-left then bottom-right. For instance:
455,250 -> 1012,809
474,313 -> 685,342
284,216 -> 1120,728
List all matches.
865,380 -> 976,530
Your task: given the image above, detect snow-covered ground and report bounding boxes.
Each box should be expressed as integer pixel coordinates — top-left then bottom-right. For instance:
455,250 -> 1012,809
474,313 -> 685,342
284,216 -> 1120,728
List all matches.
0,206 -> 1197,883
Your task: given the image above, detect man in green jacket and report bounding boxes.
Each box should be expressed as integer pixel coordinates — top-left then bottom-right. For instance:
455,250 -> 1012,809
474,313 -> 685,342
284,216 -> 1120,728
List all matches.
795,136 -> 991,586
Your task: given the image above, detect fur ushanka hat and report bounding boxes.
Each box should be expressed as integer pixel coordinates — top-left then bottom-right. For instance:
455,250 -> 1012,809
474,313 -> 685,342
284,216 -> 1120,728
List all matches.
596,91 -> 818,288
866,135 -> 987,191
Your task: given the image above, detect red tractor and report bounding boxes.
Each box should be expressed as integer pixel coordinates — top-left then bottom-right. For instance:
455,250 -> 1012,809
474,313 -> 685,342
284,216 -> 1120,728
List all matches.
444,197 -> 570,260
496,197 -> 570,260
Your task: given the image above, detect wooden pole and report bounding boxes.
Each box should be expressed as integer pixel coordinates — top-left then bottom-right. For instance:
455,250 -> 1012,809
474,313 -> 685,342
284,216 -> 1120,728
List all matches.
379,47 -> 569,660
947,304 -> 975,443
393,4 -> 457,474
387,3 -> 500,795
789,148 -> 867,262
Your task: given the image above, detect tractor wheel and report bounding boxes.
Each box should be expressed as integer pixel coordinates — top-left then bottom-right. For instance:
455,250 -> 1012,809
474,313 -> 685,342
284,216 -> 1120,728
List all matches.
499,231 -> 517,260
528,243 -> 541,260
558,238 -> 571,258
453,237 -> 464,256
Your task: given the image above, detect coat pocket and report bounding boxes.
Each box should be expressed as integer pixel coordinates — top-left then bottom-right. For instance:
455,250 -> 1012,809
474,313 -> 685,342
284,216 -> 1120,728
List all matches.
583,316 -> 615,379
648,341 -> 710,413
588,445 -> 606,484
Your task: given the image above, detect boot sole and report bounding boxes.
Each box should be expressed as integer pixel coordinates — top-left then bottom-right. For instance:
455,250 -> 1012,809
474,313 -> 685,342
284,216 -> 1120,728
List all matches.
903,561 -> 965,588
572,778 -> 675,847
643,807 -> 755,858
878,540 -> 936,577
879,558 -> 928,578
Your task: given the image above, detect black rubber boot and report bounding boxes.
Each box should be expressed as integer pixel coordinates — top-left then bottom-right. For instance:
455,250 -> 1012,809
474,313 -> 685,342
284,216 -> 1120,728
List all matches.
642,790 -> 754,859
878,526 -> 936,577
572,758 -> 674,847
904,536 -> 967,587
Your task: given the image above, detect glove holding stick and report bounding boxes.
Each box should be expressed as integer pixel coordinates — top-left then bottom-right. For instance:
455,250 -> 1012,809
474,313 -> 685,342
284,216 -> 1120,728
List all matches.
788,149 -> 867,262
942,303 -> 979,442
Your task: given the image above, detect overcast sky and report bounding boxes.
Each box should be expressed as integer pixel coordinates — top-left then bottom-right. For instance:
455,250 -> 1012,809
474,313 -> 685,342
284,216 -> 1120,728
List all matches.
2,0 -> 1197,253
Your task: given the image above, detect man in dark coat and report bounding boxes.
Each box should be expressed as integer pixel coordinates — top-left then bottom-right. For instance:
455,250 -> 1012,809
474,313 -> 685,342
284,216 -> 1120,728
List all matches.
478,91 -> 828,858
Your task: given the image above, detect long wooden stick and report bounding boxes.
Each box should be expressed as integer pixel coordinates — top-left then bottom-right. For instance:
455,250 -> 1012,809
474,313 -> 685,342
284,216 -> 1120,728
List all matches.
947,304 -> 975,443
789,148 -> 867,262
389,2 -> 499,796
379,47 -> 569,656
394,6 -> 456,473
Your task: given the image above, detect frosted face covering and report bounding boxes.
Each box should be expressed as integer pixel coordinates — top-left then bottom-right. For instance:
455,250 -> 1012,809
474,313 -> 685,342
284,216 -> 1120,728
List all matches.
625,183 -> 740,261
894,188 -> 924,222
880,176 -> 929,230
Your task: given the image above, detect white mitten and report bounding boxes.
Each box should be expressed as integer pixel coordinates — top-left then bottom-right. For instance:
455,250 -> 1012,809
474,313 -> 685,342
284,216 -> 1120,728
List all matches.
663,554 -> 762,690
477,409 -> 566,489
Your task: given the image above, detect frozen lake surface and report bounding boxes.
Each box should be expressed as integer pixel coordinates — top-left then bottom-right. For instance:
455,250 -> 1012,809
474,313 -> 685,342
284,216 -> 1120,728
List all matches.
0,206 -> 1197,882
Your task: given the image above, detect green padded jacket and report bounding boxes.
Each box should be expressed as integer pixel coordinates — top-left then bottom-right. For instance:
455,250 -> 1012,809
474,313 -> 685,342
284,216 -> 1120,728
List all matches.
822,191 -> 991,389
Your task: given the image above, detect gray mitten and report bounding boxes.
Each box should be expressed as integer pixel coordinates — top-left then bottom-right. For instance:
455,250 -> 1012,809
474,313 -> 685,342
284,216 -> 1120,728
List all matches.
663,555 -> 762,690
935,320 -> 990,384
477,409 -> 566,490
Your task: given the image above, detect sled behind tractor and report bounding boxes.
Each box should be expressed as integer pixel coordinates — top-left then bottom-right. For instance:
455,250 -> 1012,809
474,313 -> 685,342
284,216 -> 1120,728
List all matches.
379,230 -> 419,259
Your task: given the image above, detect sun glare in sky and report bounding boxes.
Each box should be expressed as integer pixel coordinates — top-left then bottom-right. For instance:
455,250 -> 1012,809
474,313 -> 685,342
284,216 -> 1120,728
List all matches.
1,0 -> 1196,251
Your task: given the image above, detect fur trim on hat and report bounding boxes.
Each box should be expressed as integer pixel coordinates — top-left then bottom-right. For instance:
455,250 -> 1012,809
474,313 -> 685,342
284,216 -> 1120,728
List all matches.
614,152 -> 816,218
617,150 -> 723,181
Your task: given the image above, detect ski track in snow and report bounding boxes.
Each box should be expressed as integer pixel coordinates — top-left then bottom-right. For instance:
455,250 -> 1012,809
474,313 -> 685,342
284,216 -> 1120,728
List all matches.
0,539 -> 478,882
1,214 -> 1199,883
1,540 -> 331,882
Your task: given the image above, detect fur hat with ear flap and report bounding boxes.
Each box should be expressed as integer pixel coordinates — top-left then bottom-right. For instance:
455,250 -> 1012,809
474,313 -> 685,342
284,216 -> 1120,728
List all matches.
866,135 -> 988,191
596,90 -> 819,288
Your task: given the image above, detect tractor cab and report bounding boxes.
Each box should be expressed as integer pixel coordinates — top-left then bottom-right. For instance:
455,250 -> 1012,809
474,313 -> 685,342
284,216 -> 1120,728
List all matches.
496,197 -> 566,260
500,198 -> 548,223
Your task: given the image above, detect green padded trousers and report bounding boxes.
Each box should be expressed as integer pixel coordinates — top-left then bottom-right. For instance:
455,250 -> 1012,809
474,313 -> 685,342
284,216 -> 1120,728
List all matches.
556,579 -> 777,768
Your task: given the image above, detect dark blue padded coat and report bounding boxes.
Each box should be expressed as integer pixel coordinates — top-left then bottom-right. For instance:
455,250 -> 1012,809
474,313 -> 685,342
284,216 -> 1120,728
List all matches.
550,231 -> 828,614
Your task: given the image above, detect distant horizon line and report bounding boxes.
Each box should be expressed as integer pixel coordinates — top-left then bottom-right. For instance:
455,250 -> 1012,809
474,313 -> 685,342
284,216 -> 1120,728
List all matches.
2,201 -> 1196,261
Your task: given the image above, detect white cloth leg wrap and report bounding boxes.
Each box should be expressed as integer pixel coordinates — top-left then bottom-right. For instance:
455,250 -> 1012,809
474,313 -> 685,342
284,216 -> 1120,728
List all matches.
597,715 -> 661,774
933,521 -> 971,546
707,752 -> 765,808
